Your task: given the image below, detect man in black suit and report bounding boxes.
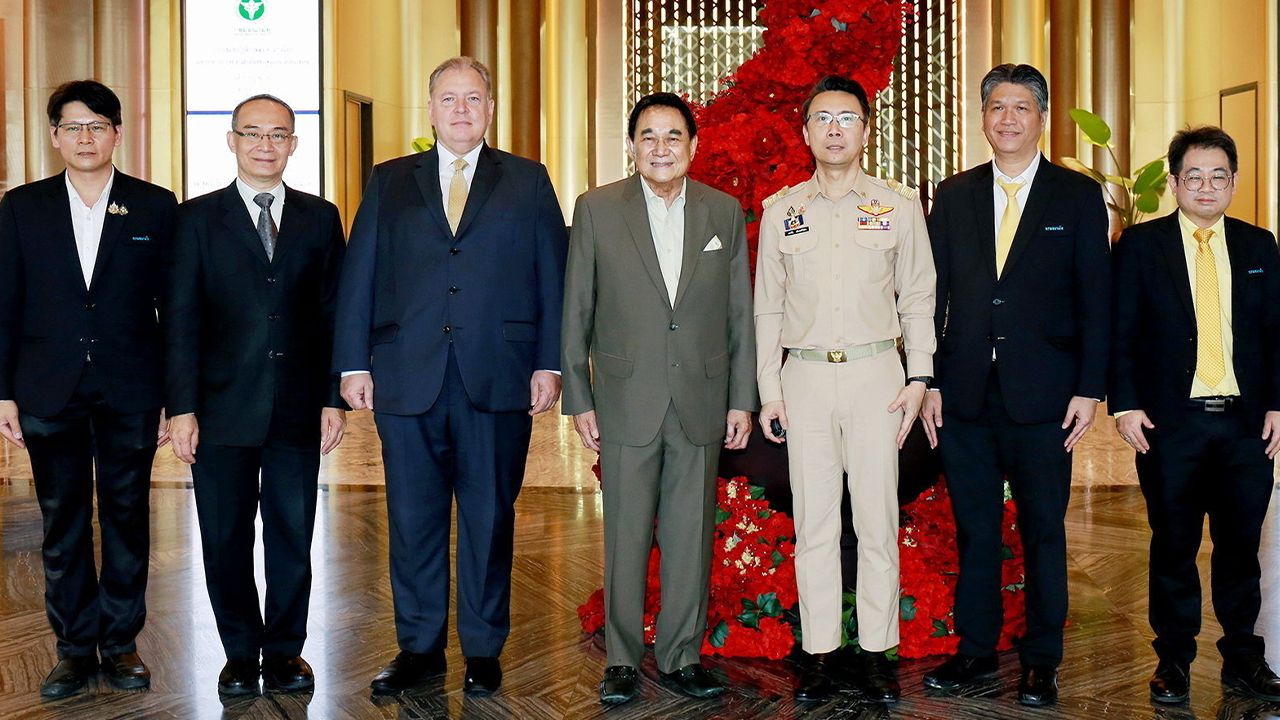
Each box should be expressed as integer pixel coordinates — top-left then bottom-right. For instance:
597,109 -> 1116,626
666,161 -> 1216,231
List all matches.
166,94 -> 347,696
333,57 -> 567,696
1111,126 -> 1280,704
0,80 -> 176,698
920,64 -> 1110,706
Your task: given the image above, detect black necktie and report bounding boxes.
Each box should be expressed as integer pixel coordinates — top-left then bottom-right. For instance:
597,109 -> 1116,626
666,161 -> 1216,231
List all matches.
253,192 -> 277,261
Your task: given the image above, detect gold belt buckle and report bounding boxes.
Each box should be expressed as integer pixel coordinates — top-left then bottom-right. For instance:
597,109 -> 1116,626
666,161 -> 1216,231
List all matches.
826,350 -> 846,363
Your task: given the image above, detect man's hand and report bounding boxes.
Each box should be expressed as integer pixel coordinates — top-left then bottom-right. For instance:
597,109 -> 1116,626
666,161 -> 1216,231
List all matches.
1263,411 -> 1280,459
1061,396 -> 1099,452
1116,410 -> 1155,454
0,400 -> 24,449
169,413 -> 199,464
888,382 -> 927,449
573,410 -> 601,452
529,371 -> 562,416
759,401 -> 788,443
321,407 -> 347,455
920,391 -> 942,449
724,409 -> 751,450
341,373 -> 374,411
157,409 -> 171,448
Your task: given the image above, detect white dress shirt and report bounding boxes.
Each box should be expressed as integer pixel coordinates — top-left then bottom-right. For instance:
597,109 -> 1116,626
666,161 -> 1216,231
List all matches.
66,169 -> 115,287
436,141 -> 483,198
236,177 -> 285,230
639,176 -> 687,305
991,152 -> 1040,238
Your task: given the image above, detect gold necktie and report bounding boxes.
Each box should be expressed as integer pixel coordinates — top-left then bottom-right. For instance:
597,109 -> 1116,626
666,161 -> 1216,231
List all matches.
1194,227 -> 1226,387
995,178 -> 1024,277
446,157 -> 469,234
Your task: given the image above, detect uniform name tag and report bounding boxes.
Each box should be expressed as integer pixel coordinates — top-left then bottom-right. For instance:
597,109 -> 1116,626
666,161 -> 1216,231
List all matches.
783,214 -> 810,236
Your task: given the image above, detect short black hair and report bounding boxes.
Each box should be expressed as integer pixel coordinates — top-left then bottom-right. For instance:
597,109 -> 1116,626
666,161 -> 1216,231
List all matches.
1168,125 -> 1238,176
231,94 -> 296,131
802,75 -> 871,119
47,80 -> 122,127
980,64 -> 1049,113
627,92 -> 697,139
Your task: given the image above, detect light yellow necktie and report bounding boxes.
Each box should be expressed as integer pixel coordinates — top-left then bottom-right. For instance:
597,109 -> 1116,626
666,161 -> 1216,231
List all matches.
1193,227 -> 1226,387
446,157 -> 469,234
995,178 -> 1024,277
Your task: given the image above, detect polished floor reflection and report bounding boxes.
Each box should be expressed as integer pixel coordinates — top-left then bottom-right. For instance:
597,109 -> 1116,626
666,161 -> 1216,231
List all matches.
0,406 -> 1278,718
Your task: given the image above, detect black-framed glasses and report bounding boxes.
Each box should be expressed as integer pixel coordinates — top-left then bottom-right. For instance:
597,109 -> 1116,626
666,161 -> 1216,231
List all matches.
805,110 -> 865,129
232,129 -> 293,145
1178,173 -> 1232,191
57,121 -> 113,136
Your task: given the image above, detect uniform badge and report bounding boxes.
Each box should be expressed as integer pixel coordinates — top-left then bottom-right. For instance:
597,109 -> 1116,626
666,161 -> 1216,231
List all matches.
856,199 -> 894,217
856,199 -> 891,231
783,214 -> 809,236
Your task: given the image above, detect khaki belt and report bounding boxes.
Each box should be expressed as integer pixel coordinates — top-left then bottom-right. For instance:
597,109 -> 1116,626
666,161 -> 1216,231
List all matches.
787,339 -> 896,363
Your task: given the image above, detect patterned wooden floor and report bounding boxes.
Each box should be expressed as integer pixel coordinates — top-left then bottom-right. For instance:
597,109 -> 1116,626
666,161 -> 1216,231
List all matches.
2,478 -> 1280,719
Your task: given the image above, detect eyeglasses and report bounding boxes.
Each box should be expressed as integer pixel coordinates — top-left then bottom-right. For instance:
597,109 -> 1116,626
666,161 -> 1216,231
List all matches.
57,121 -> 113,136
232,129 -> 294,145
805,111 -> 865,129
1178,173 -> 1232,191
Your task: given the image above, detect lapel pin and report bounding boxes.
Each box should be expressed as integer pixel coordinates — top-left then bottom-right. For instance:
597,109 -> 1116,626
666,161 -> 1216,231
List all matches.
107,202 -> 128,215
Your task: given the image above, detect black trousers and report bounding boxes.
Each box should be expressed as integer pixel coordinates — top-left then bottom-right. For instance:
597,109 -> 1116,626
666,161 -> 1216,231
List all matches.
1137,405 -> 1273,666
939,367 -> 1072,667
191,414 -> 320,661
375,349 -> 532,658
21,361 -> 158,659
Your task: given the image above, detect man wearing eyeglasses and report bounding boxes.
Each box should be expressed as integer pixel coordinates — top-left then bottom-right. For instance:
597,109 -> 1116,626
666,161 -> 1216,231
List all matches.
755,75 -> 935,704
1111,126 -> 1280,704
0,80 -> 176,698
166,94 -> 347,696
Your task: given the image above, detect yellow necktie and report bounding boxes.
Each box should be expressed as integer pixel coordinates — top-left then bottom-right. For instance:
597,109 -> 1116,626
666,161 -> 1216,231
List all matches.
1193,227 -> 1226,387
995,178 -> 1024,277
446,158 -> 469,234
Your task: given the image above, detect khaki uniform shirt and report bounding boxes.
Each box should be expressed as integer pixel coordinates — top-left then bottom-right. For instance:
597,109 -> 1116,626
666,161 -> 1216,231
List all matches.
754,171 -> 936,405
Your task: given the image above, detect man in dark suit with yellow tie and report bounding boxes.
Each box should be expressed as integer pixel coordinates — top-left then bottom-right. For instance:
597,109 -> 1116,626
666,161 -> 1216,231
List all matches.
1111,126 -> 1280,704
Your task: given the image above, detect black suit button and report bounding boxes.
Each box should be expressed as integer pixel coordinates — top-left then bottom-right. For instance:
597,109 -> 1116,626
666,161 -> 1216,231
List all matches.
992,298 -> 1004,306
78,337 -> 87,343
450,247 -> 460,255
88,338 -> 99,344
443,325 -> 452,334
267,276 -> 277,284
449,286 -> 460,294
268,314 -> 280,321
670,323 -> 679,331
84,303 -> 95,309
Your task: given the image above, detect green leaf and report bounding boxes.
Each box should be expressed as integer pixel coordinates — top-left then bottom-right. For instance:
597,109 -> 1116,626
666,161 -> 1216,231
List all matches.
737,610 -> 760,628
715,508 -> 731,524
884,646 -> 900,661
1001,545 -> 1013,560
741,598 -> 758,613
1069,108 -> 1112,147
1060,156 -> 1108,187
1132,159 -> 1166,196
842,591 -> 858,605
749,485 -> 766,500
411,137 -> 435,153
758,592 -> 782,617
931,619 -> 951,637
1104,174 -> 1135,189
900,595 -> 918,622
1136,189 -> 1161,214
757,510 -> 771,520
709,620 -> 729,648
771,550 -> 785,568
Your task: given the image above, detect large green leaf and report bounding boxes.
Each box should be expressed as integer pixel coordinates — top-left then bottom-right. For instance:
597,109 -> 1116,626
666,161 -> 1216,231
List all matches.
1104,174 -> 1135,189
1069,108 -> 1112,147
1061,156 -> 1108,186
1136,189 -> 1161,214
1133,159 -> 1167,196
411,137 -> 434,153
900,595 -> 918,622
737,610 -> 760,628
709,620 -> 729,648
715,508 -> 731,524
758,592 -> 782,617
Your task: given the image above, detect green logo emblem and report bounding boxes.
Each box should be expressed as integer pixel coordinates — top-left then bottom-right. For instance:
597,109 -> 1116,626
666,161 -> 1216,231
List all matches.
238,0 -> 265,21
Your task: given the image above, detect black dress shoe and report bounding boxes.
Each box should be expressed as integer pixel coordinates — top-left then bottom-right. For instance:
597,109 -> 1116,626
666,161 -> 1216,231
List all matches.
1222,654 -> 1280,701
370,650 -> 447,695
659,663 -> 724,699
40,655 -> 98,699
100,651 -> 150,690
262,655 -> 314,693
1149,660 -> 1190,704
859,651 -> 900,703
599,665 -> 639,705
1017,665 -> 1058,706
463,656 -> 503,695
217,659 -> 261,696
922,653 -> 998,689
794,653 -> 836,703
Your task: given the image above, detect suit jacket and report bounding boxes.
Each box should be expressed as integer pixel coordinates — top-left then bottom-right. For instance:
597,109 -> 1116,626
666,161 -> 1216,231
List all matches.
560,175 -> 758,447
1110,211 -> 1280,428
332,144 -> 567,416
0,170 -> 176,417
165,182 -> 345,447
929,156 -> 1111,424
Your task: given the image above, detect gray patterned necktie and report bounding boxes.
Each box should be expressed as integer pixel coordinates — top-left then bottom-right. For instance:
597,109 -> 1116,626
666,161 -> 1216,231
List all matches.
253,192 -> 278,261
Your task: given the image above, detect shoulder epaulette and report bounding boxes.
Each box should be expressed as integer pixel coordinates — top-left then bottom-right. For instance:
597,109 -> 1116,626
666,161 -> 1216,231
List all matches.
761,185 -> 791,210
884,178 -> 918,201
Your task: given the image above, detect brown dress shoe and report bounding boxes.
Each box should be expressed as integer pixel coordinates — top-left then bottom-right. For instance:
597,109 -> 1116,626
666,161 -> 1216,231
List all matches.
101,651 -> 150,690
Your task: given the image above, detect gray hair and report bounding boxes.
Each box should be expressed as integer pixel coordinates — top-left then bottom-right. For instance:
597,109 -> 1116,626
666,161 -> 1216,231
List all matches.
429,56 -> 493,97
231,94 -> 295,130
979,64 -> 1049,113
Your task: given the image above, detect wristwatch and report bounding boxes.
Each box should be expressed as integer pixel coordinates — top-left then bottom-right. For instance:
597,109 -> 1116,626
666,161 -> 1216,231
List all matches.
906,375 -> 933,389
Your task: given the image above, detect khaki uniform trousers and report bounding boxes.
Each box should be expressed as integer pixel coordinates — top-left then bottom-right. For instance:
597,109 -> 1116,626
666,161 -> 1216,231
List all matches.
783,347 -> 902,653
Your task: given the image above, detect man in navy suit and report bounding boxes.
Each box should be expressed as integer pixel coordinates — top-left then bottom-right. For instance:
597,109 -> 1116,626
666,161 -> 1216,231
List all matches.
1111,126 -> 1280,704
921,64 -> 1110,706
333,56 -> 567,696
166,94 -> 347,696
0,80 -> 176,698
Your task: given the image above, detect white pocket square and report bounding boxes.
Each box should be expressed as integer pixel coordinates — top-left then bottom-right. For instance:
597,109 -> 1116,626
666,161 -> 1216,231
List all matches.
703,235 -> 723,252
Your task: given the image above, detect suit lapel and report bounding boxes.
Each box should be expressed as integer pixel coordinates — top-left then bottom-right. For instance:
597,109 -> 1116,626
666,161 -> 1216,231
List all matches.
1154,212 -> 1196,322
274,186 -> 309,267
89,171 -> 129,290
969,163 -> 997,281
43,173 -> 87,294
673,182 -> 707,310
454,145 -> 501,238
621,176 -> 672,307
412,149 -> 453,238
999,156 -> 1053,280
1224,218 -> 1250,323
218,182 -> 271,266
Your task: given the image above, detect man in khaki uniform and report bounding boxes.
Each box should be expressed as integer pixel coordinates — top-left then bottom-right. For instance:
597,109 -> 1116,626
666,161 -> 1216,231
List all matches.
756,75 -> 935,704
